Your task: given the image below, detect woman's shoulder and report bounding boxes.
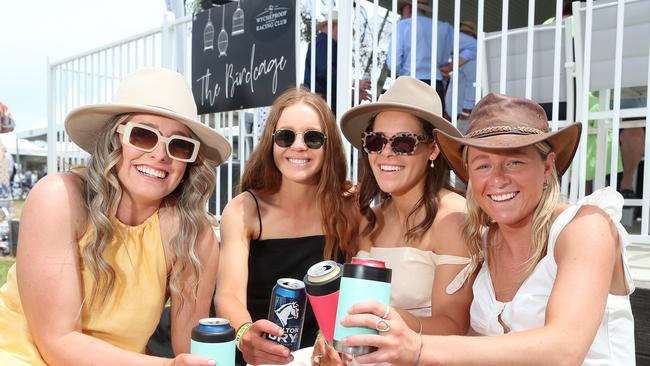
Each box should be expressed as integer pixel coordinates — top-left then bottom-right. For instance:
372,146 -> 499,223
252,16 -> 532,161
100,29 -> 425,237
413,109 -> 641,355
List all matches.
23,172 -> 87,233
222,190 -> 261,216
438,188 -> 467,213
220,190 -> 264,234
435,189 -> 467,226
429,189 -> 469,255
28,172 -> 85,205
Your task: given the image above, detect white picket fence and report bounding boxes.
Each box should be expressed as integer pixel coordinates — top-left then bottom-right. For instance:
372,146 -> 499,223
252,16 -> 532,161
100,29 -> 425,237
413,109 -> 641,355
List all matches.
47,0 -> 650,244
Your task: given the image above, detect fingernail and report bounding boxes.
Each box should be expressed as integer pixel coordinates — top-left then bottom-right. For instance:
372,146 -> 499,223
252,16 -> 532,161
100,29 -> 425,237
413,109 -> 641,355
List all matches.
208,359 -> 217,365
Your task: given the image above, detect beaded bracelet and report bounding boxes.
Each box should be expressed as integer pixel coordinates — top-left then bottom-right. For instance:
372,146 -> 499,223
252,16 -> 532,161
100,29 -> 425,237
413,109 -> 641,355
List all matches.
235,322 -> 253,350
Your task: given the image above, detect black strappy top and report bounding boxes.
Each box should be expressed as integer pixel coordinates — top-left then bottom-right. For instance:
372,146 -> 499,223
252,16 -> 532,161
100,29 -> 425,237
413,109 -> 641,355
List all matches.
244,190 -> 324,349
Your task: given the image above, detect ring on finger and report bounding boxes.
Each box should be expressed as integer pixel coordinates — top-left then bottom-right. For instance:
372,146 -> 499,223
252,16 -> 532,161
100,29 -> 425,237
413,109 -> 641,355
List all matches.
312,354 -> 322,364
381,305 -> 390,319
375,318 -> 391,332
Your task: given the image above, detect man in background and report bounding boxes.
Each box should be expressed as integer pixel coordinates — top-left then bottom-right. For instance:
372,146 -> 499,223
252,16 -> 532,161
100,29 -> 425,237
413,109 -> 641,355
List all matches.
387,0 -> 453,113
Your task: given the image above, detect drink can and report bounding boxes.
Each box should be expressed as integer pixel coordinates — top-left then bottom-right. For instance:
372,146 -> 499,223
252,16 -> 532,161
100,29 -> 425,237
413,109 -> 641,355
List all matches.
350,257 -> 385,268
267,278 -> 307,351
190,317 -> 236,366
333,258 -> 391,355
303,260 -> 344,343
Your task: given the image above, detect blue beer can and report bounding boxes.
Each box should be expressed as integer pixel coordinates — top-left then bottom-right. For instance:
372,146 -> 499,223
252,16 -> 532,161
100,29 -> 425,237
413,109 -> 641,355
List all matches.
191,318 -> 236,366
267,278 -> 307,351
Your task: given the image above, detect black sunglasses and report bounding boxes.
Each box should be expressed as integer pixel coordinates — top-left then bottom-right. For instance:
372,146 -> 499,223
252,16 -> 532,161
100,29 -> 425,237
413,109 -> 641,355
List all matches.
273,129 -> 327,149
361,131 -> 432,156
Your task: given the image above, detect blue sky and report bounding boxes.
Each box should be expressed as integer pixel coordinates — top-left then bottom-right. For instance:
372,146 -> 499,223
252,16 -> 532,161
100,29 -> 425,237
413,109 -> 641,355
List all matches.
0,0 -> 169,132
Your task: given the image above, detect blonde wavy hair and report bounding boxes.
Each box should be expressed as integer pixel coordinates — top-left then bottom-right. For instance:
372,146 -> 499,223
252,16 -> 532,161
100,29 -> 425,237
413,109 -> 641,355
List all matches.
463,142 -> 560,274
74,113 -> 218,310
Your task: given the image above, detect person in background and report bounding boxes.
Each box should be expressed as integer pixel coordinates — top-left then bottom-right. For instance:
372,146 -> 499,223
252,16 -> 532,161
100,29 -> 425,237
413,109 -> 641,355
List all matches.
0,67 -> 232,366
215,87 -> 358,366
0,148 -> 12,204
304,11 -> 371,114
387,0 -> 454,114
441,20 -> 477,123
0,103 -> 14,208
341,93 -> 635,365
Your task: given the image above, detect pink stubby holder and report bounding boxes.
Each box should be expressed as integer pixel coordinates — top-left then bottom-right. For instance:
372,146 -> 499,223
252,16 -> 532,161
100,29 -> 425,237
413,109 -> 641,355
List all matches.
303,260 -> 343,343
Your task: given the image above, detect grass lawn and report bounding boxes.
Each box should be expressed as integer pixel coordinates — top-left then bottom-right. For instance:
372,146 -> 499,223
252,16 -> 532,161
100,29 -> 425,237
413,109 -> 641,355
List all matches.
0,199 -> 23,285
12,199 -> 25,219
0,257 -> 15,286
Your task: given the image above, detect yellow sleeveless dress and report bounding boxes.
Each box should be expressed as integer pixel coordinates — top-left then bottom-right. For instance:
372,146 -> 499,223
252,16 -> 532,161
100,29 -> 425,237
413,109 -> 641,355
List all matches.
0,212 -> 167,365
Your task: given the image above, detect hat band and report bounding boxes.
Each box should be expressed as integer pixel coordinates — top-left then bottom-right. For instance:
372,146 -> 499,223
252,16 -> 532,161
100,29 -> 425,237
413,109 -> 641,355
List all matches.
465,125 -> 545,138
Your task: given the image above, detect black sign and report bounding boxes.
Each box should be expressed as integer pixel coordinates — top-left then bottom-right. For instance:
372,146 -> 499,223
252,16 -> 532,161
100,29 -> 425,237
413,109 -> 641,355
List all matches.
192,0 -> 296,114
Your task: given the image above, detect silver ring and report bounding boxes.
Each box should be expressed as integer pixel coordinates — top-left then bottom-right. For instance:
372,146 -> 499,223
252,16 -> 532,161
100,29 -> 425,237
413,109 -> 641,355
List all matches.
312,354 -> 322,364
381,305 -> 390,319
375,318 -> 391,332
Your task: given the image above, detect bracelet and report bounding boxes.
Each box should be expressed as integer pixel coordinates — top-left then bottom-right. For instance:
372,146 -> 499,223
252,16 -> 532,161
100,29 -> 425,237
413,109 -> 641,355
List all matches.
412,332 -> 423,366
412,319 -> 423,366
235,322 -> 253,350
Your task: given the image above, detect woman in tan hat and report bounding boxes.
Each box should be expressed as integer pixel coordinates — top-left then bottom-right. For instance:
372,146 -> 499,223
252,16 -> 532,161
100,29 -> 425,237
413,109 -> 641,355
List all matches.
0,68 -> 231,366
215,87 -> 358,366
339,93 -> 635,365
338,76 -> 475,338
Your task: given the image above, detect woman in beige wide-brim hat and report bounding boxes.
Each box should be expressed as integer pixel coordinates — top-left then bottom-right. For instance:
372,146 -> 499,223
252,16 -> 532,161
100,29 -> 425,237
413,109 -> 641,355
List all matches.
340,93 -> 635,365
323,76 -> 476,360
0,67 -> 231,366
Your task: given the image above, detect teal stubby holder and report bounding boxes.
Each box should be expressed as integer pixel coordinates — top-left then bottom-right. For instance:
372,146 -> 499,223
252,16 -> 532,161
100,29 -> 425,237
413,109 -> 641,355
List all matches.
190,318 -> 236,366
332,257 -> 391,355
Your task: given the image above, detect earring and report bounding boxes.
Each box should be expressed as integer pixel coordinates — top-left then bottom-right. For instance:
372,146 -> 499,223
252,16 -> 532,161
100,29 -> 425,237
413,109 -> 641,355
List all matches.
429,159 -> 435,168
543,182 -> 548,190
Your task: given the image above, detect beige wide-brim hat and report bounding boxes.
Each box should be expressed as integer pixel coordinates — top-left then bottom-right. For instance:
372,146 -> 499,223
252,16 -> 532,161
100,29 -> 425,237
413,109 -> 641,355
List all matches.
65,67 -> 231,165
434,93 -> 582,183
340,76 -> 461,149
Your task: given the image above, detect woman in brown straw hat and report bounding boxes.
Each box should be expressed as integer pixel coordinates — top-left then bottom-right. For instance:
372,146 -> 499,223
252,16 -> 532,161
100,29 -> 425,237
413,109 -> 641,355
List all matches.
0,68 -> 231,366
215,87 -> 358,366
338,76 -> 476,339
338,93 -> 635,365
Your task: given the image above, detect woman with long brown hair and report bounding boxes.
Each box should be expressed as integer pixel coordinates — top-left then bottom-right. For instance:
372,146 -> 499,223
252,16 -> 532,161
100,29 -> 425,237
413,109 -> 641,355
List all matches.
336,77 -> 476,342
215,87 -> 358,366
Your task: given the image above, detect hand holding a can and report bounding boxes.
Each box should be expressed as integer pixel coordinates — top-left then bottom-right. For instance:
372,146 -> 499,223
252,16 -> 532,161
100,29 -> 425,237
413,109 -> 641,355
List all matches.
238,319 -> 294,365
340,301 -> 421,366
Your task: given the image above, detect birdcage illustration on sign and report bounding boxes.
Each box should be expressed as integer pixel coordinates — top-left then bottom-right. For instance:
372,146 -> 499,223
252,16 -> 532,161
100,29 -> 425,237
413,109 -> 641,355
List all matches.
232,1 -> 244,36
217,5 -> 229,57
203,8 -> 215,51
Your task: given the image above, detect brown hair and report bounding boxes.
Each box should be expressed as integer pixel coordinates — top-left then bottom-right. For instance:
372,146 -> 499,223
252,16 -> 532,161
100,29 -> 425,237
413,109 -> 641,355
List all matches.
358,116 -> 451,243
239,87 -> 357,261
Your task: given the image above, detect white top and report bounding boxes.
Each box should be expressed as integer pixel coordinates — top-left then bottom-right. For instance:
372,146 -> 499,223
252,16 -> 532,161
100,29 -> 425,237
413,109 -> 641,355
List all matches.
358,246 -> 474,317
470,187 -> 636,365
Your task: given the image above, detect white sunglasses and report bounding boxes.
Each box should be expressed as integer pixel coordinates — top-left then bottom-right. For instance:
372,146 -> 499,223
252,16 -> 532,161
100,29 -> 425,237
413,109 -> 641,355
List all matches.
116,122 -> 201,163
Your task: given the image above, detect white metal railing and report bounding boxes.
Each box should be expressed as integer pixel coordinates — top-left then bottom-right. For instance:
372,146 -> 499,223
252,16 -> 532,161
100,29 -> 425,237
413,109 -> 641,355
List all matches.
47,0 -> 650,243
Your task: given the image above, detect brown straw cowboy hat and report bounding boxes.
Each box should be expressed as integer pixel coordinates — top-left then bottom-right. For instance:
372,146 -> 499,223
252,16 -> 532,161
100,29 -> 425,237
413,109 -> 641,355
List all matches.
340,76 -> 461,148
65,67 -> 231,164
434,93 -> 582,183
